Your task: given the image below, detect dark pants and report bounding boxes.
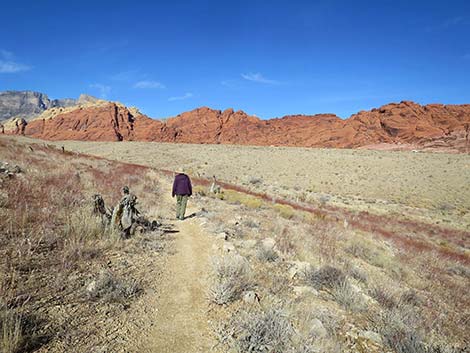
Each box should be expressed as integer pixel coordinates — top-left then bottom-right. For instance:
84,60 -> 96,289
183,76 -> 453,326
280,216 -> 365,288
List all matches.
176,194 -> 189,219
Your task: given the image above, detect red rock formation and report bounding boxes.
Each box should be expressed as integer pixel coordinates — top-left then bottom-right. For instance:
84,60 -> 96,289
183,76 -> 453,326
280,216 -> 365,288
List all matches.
18,101 -> 470,152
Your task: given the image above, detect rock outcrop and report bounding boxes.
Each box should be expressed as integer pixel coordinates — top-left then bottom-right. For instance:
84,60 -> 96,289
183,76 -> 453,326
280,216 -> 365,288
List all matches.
6,100 -> 470,152
0,91 -> 82,122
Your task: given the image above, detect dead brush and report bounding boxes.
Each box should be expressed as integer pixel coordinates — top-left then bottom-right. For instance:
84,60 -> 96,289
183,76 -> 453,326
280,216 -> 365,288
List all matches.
85,270 -> 140,303
0,303 -> 22,353
369,285 -> 397,310
331,280 -> 365,312
215,305 -> 294,353
208,254 -> 252,305
305,265 -> 347,290
61,207 -> 109,269
256,244 -> 279,262
311,223 -> 342,265
377,305 -> 427,353
275,227 -> 296,257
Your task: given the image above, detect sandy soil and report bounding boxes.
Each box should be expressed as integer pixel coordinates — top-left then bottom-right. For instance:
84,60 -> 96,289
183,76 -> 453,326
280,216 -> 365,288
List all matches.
32,139 -> 470,231
134,191 -> 215,353
2,136 -> 468,352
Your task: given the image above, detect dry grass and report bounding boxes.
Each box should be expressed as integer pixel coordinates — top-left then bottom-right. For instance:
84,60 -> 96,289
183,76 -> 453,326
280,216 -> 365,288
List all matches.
49,138 -> 470,232
0,304 -> 22,353
3,136 -> 470,352
215,306 -> 294,353
85,270 -> 140,303
272,204 -> 295,219
208,254 -> 253,305
219,189 -> 264,209
0,137 -> 163,351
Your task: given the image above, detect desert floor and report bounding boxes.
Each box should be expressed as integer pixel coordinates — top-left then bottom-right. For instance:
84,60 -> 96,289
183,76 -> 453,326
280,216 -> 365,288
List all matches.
2,136 -> 469,353
43,139 -> 470,231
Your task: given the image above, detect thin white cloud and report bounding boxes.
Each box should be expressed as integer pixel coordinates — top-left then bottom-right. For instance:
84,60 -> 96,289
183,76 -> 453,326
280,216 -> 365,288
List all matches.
168,92 -> 193,101
111,70 -> 140,81
134,80 -> 166,89
0,50 -> 14,60
0,50 -> 31,73
241,72 -> 279,84
425,16 -> 467,32
221,79 -> 238,88
89,83 -> 111,99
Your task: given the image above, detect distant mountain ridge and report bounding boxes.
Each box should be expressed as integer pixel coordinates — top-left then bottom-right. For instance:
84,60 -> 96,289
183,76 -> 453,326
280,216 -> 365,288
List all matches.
0,91 -> 99,122
3,96 -> 467,152
1,90 -> 469,151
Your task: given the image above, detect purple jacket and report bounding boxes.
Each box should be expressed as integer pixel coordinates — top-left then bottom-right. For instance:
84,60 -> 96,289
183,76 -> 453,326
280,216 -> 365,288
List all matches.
172,173 -> 192,197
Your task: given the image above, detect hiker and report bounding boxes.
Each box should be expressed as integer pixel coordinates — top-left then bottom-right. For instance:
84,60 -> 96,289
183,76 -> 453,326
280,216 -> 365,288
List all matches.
172,171 -> 192,220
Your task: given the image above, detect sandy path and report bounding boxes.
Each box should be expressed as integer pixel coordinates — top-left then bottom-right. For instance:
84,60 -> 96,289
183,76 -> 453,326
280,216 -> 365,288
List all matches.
137,192 -> 215,353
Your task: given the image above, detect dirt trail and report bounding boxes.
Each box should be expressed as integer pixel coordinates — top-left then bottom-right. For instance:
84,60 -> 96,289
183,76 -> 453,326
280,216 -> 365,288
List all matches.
137,191 -> 215,353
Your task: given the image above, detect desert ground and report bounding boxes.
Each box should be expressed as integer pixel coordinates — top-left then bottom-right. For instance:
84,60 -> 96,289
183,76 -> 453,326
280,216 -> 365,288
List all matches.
1,135 -> 469,353
47,139 -> 470,232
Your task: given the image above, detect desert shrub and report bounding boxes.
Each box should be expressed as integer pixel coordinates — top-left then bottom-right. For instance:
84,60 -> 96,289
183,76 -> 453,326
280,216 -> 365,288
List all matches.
222,190 -> 263,209
248,177 -> 263,186
346,265 -> 368,283
256,244 -> 279,262
86,271 -> 140,303
273,204 -> 295,219
332,281 -> 365,312
446,263 -> 470,279
369,285 -> 397,309
378,307 -> 427,353
345,241 -> 372,260
243,219 -> 260,228
275,228 -> 296,256
209,255 -> 252,305
0,305 -> 22,353
313,225 -> 341,264
306,265 -> 347,290
62,207 -> 105,241
399,289 -> 423,307
192,185 -> 207,196
314,309 -> 342,335
0,190 -> 8,208
216,306 -> 294,353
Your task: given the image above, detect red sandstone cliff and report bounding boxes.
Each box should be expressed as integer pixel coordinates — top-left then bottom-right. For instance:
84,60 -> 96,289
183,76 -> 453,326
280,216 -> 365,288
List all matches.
10,101 -> 470,151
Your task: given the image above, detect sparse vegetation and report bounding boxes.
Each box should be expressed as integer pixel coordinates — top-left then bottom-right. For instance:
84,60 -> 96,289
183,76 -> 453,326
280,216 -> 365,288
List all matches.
0,137 -> 165,351
2,136 -> 469,352
306,265 -> 347,290
256,243 -> 279,262
0,304 -> 22,353
85,270 -> 140,302
215,306 -> 294,353
272,204 -> 295,219
209,254 -> 252,305
221,189 -> 264,209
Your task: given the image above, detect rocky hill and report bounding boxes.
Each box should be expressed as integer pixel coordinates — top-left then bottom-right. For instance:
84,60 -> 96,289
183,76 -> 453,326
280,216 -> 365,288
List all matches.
0,91 -> 99,122
3,97 -> 470,151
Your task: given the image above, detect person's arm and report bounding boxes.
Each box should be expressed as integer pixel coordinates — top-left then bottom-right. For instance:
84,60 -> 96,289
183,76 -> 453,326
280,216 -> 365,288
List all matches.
188,177 -> 192,196
172,177 -> 177,197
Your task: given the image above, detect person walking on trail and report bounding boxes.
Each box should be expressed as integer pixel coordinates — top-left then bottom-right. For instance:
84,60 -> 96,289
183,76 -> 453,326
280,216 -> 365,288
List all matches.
172,171 -> 192,220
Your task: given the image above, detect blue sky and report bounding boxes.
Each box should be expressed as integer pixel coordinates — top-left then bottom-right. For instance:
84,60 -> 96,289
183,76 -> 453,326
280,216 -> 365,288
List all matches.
0,0 -> 469,119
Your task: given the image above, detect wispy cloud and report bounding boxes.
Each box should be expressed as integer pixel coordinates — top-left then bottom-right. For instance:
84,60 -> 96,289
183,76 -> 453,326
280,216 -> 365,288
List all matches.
241,72 -> 279,85
0,50 -> 31,74
168,92 -> 193,101
134,80 -> 166,89
111,70 -> 140,82
89,83 -> 111,98
425,16 -> 467,32
221,79 -> 239,88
